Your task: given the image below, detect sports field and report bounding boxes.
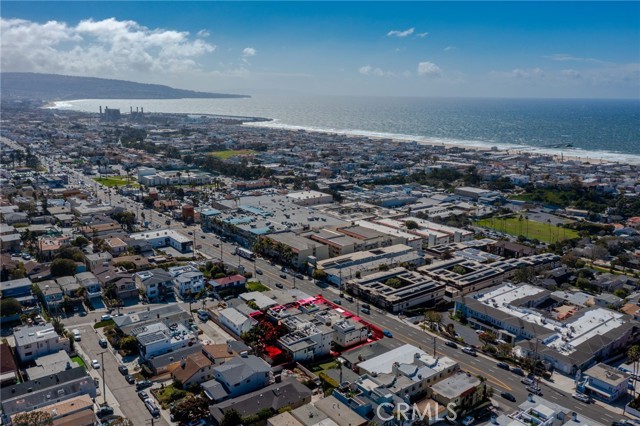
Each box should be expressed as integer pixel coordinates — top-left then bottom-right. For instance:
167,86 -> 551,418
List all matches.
208,149 -> 256,159
93,176 -> 138,187
474,217 -> 579,243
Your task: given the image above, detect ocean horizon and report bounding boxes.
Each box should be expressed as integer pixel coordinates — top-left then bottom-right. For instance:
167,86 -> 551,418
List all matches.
50,95 -> 640,164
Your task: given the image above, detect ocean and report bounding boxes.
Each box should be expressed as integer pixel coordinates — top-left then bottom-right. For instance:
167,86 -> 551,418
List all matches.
51,95 -> 640,164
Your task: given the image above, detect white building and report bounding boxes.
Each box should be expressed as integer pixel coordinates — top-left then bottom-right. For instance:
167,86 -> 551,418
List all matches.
332,319 -> 369,349
218,307 -> 256,336
14,324 -> 69,363
278,323 -> 333,362
129,229 -> 193,253
173,271 -> 205,299
286,190 -> 333,206
133,322 -> 197,360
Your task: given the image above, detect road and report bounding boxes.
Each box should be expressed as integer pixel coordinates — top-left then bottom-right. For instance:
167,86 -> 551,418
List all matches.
64,167 -> 625,425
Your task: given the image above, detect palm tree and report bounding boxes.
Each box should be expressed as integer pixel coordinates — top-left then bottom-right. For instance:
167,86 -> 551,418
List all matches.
628,345 -> 640,399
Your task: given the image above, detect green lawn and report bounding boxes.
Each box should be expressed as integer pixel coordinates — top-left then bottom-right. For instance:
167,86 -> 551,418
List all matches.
93,176 -> 139,187
310,360 -> 339,373
208,149 -> 256,160
247,281 -> 269,292
474,217 -> 579,244
94,319 -> 115,329
71,355 -> 86,369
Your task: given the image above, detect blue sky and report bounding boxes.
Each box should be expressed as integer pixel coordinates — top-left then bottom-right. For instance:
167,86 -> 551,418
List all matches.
1,1 -> 639,98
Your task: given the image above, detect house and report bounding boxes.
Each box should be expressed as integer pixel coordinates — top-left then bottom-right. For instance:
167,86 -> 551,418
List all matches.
217,308 -> 256,337
94,266 -> 138,299
0,277 -> 36,309
173,270 -> 205,299
36,280 -> 64,312
0,343 -> 18,386
84,252 -> 113,271
594,293 -> 623,309
0,367 -> 96,416
202,342 -> 243,365
210,274 -> 247,292
56,276 -> 81,298
135,268 -> 173,301
74,272 -> 101,298
209,378 -> 312,425
315,395 -> 368,426
0,233 -> 21,253
13,323 -> 70,362
104,237 -> 128,255
171,352 -> 215,388
133,322 -> 197,360
579,363 -> 630,402
430,373 -> 485,415
148,343 -> 204,376
208,354 -> 272,401
12,394 -> 97,426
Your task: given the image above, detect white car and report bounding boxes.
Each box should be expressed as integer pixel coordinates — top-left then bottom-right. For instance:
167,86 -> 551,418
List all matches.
72,329 -> 81,341
572,393 -> 591,403
91,359 -> 101,369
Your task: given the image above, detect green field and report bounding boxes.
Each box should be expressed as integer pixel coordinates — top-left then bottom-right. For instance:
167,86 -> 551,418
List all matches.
93,176 -> 138,187
246,281 -> 269,292
208,149 -> 256,160
474,217 -> 579,244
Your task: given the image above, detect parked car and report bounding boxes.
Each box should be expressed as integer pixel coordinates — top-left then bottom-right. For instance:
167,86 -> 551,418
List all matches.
279,273 -> 287,279
136,380 -> 152,390
91,359 -> 101,369
521,377 -> 535,386
100,314 -> 112,321
72,329 -> 81,341
98,338 -> 108,348
333,299 -> 342,305
137,391 -> 149,401
511,367 -> 525,376
118,365 -> 129,375
461,347 -> 477,356
96,406 -> 114,418
462,416 -> 475,426
125,374 -> 135,384
145,400 -> 160,417
572,393 -> 591,403
295,273 -> 304,280
345,296 -> 354,302
383,330 -> 393,338
501,392 -> 516,402
256,269 -> 263,275
275,283 -> 284,289
362,303 -> 371,310
526,386 -> 543,395
496,362 -> 510,370
445,341 -> 458,349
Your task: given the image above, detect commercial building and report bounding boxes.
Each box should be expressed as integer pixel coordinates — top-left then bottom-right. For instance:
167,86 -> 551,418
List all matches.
430,373 -> 485,415
578,363 -> 630,402
346,267 -> 446,314
129,229 -> 193,253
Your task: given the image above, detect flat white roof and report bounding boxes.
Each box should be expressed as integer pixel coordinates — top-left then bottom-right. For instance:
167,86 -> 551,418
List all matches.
358,344 -> 426,375
130,229 -> 191,243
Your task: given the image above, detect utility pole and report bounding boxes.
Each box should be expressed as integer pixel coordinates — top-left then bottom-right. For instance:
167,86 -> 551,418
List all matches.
99,351 -> 107,405
293,274 -> 296,289
339,269 -> 343,297
433,336 -> 437,357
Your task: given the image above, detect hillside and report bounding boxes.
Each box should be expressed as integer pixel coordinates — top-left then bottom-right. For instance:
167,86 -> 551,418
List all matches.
0,72 -> 248,101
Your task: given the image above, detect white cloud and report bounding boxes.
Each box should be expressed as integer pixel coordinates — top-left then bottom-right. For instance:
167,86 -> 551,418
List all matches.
0,17 -> 216,77
242,47 -> 257,57
387,27 -> 414,37
444,46 -> 457,52
417,61 -> 441,77
493,67 -> 545,79
359,65 -> 387,76
416,32 -> 429,38
561,69 -> 582,79
546,53 -> 611,65
197,29 -> 210,38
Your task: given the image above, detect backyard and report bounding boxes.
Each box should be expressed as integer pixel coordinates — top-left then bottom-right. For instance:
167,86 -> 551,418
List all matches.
246,281 -> 269,292
474,216 -> 579,244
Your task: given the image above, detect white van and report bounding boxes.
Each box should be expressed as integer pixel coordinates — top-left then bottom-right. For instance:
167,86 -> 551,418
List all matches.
72,329 -> 81,341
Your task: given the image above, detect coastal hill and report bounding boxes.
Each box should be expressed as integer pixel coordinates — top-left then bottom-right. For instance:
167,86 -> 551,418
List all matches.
0,72 -> 249,101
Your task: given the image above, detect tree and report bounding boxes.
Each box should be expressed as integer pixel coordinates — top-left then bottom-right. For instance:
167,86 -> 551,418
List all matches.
51,258 -> 77,277
385,277 -> 402,288
220,409 -> 242,426
1,298 -> 23,317
424,310 -> 443,330
628,345 -> 640,399
405,220 -> 419,230
109,420 -> 134,426
513,266 -> 534,284
312,269 -> 327,280
12,411 -> 53,426
51,316 -> 66,335
172,395 -> 210,423
119,335 -> 138,352
451,265 -> 466,275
